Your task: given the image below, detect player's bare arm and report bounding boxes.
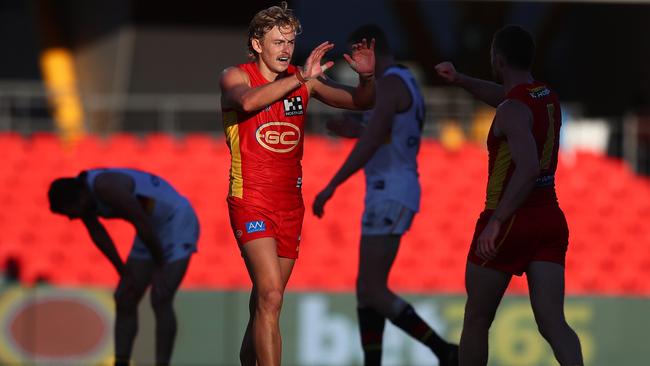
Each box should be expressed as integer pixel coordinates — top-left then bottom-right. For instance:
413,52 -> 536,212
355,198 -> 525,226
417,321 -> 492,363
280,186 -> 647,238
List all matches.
220,66 -> 298,113
93,173 -> 166,265
220,41 -> 335,113
476,100 -> 539,261
310,38 -> 376,110
435,61 -> 505,108
313,75 -> 405,218
81,215 -> 125,275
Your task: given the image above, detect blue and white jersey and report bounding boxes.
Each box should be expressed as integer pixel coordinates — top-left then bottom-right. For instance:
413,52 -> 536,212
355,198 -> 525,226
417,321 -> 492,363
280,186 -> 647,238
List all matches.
84,168 -> 189,226
363,65 -> 425,212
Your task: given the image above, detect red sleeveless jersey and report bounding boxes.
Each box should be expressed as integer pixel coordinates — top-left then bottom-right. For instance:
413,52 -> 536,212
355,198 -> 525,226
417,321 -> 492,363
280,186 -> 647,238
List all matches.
223,62 -> 309,210
485,82 -> 562,210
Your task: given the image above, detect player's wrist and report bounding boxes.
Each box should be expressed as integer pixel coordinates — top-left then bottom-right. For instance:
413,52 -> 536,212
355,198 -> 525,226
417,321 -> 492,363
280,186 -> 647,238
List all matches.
359,72 -> 375,83
296,68 -> 309,84
454,72 -> 469,86
490,213 -> 504,225
325,181 -> 338,192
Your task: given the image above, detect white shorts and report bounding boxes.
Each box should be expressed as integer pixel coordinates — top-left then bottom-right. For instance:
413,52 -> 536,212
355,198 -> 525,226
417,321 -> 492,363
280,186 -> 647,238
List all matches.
361,200 -> 415,236
129,202 -> 200,262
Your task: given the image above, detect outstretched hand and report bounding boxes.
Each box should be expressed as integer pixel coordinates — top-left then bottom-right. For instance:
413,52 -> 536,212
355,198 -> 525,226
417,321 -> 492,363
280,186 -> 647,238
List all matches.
302,41 -> 336,80
344,38 -> 375,78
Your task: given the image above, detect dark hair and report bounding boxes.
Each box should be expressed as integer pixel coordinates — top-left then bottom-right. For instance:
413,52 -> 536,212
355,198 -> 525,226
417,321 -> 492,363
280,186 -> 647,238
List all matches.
492,25 -> 535,70
348,24 -> 390,56
48,177 -> 84,214
248,2 -> 302,59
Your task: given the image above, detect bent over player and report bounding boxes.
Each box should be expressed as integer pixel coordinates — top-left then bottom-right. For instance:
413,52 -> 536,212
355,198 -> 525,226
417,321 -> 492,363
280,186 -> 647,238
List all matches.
48,168 -> 199,366
436,25 -> 583,366
219,3 -> 375,366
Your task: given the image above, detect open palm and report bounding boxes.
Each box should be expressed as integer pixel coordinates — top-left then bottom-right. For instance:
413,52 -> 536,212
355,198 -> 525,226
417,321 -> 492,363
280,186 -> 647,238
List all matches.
302,41 -> 335,80
344,38 -> 376,77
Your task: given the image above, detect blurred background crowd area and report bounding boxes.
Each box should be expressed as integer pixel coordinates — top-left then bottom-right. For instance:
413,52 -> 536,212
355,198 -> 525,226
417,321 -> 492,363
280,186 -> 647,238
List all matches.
0,0 -> 648,175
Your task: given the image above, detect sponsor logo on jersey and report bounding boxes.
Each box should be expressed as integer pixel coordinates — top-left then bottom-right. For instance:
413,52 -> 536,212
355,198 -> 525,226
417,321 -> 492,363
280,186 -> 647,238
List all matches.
283,96 -> 304,116
528,86 -> 550,99
245,220 -> 266,234
535,174 -> 555,188
296,177 -> 302,188
256,122 -> 301,153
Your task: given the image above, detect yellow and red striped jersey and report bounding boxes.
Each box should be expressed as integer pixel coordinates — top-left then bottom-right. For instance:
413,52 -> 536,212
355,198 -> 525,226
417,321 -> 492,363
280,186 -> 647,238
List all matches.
485,82 -> 561,210
222,62 -> 309,209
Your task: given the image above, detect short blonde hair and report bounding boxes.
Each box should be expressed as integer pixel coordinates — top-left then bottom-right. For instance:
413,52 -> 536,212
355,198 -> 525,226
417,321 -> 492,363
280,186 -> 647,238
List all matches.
248,2 -> 302,59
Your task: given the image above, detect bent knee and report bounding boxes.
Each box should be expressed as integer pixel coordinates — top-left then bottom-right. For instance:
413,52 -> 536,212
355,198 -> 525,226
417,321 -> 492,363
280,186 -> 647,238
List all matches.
150,287 -> 176,309
256,289 -> 284,315
356,282 -> 389,308
114,290 -> 139,311
536,317 -> 571,339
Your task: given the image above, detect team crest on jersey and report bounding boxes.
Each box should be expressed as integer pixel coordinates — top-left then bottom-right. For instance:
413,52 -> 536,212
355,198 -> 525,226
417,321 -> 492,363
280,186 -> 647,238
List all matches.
283,96 -> 304,116
256,122 -> 301,153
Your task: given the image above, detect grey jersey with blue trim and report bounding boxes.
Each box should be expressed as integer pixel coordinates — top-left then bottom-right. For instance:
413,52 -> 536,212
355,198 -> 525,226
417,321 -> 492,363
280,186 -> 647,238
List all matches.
363,65 -> 425,212
84,168 -> 189,226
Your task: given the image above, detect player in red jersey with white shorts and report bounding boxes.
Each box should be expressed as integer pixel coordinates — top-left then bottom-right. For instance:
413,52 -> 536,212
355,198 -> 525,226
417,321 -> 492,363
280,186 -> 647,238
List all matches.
219,3 -> 375,365
436,25 -> 583,365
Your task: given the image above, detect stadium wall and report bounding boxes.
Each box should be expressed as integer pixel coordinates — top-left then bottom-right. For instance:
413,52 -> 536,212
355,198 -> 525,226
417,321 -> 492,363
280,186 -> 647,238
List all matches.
0,286 -> 648,366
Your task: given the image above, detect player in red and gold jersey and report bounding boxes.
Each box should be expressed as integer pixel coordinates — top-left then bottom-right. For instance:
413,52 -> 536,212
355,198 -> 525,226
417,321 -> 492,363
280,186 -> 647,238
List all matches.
219,3 -> 375,365
436,25 -> 584,366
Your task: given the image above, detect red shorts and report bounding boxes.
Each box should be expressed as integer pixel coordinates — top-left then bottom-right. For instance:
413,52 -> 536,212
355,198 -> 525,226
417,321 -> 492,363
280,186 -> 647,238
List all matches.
468,205 -> 569,276
227,196 -> 304,259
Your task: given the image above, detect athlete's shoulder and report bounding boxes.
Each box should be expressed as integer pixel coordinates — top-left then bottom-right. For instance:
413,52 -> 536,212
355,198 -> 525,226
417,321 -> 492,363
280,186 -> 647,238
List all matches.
221,64 -> 250,80
495,99 -> 533,132
220,65 -> 252,100
508,81 -> 557,102
375,74 -> 408,101
497,97 -> 533,121
376,69 -> 414,111
384,64 -> 412,75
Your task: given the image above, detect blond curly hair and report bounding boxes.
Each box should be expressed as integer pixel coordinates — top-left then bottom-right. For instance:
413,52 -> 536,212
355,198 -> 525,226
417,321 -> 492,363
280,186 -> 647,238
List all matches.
248,2 -> 302,59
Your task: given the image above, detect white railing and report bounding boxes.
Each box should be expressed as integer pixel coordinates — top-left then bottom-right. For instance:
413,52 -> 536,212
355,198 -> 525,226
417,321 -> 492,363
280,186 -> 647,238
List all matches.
0,80 -> 480,137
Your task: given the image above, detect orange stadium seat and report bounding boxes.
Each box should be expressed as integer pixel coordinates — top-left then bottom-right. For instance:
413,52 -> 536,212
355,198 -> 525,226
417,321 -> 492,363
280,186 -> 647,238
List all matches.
0,133 -> 649,296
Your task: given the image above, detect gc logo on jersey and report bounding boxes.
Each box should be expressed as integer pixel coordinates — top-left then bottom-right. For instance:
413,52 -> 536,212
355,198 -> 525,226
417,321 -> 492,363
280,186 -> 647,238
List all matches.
256,121 -> 301,153
283,96 -> 304,116
245,220 -> 266,234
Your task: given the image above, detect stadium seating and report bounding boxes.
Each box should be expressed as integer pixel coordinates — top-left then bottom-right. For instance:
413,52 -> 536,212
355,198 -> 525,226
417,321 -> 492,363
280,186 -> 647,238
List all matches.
1,133 -> 649,295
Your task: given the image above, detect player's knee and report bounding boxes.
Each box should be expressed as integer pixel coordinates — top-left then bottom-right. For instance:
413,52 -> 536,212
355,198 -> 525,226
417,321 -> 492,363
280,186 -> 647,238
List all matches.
536,320 -> 556,341
150,289 -> 175,310
114,291 -> 138,311
356,281 -> 386,308
463,306 -> 496,329
535,316 -> 566,341
356,284 -> 371,305
256,288 -> 283,315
